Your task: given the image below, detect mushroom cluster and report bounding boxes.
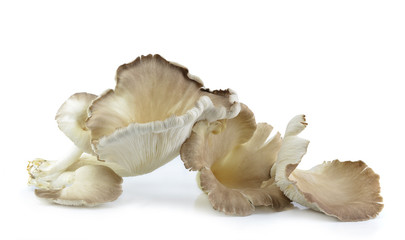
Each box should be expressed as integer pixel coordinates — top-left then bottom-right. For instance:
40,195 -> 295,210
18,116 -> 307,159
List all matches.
28,54 -> 383,221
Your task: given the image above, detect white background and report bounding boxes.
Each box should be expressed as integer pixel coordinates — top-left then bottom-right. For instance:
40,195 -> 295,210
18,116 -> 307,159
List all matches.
1,1 -> 404,239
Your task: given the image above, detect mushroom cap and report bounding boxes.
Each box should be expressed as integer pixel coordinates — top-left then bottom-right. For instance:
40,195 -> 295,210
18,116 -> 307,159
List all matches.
55,92 -> 97,154
35,164 -> 123,206
86,55 -> 240,176
180,104 -> 291,216
272,115 -> 383,221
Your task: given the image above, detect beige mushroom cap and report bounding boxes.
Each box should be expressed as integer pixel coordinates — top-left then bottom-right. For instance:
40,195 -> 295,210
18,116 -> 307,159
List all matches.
85,54 -> 240,176
180,104 -> 291,216
272,115 -> 383,221
55,92 -> 97,154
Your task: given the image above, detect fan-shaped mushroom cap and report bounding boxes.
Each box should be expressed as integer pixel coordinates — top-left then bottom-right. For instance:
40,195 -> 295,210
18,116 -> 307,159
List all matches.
86,55 -> 240,176
180,104 -> 291,216
271,115 -> 383,221
35,163 -> 123,206
56,92 -> 97,154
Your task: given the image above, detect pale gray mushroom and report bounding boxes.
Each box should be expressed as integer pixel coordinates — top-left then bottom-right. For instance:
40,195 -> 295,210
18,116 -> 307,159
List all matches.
271,115 -> 383,221
28,54 -> 240,206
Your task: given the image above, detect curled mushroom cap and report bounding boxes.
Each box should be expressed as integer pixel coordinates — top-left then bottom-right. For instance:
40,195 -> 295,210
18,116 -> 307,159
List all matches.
180,104 -> 291,216
86,54 -> 240,176
56,92 -> 97,154
271,115 -> 383,221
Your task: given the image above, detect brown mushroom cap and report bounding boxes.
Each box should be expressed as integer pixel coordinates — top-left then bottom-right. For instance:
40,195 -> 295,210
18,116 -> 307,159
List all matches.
291,160 -> 383,221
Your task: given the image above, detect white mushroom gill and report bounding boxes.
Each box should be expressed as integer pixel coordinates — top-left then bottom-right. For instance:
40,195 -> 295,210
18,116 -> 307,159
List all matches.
271,115 -> 383,221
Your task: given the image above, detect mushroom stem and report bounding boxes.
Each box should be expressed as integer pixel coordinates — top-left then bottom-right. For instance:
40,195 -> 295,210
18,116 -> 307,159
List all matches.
46,145 -> 83,173
27,145 -> 83,189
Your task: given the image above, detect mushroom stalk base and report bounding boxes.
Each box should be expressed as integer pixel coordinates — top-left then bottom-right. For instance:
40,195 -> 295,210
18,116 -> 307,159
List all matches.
27,145 -> 83,189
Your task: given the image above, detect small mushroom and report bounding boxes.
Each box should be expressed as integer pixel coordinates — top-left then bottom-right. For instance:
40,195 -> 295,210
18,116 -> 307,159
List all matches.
28,92 -> 105,190
271,115 -> 384,221
180,104 -> 291,216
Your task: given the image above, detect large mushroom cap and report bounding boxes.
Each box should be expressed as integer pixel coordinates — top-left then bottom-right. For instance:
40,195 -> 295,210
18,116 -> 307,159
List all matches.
272,115 -> 383,221
181,104 -> 291,216
86,54 -> 240,176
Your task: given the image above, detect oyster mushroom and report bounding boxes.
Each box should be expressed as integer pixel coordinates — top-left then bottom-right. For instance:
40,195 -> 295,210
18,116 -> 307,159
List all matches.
180,104 -> 291,216
28,93 -> 127,205
86,54 -> 240,176
28,54 -> 240,206
271,115 -> 383,221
